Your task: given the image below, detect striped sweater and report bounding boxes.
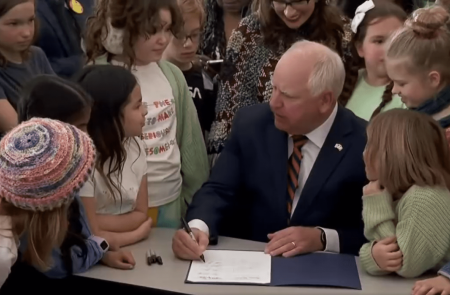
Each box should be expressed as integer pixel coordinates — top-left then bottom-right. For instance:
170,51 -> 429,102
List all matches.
360,185 -> 450,278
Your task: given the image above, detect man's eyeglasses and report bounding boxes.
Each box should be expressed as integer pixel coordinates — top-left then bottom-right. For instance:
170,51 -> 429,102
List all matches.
271,0 -> 311,10
176,32 -> 201,46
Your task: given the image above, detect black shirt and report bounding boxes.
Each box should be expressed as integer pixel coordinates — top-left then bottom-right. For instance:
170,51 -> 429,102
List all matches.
182,65 -> 217,136
0,47 -> 55,110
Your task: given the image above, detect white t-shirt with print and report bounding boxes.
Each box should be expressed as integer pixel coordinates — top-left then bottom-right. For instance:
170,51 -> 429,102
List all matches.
79,138 -> 147,215
123,62 -> 182,208
0,215 -> 17,288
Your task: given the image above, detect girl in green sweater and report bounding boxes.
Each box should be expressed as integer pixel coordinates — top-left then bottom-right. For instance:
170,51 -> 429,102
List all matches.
83,0 -> 209,229
360,109 -> 450,278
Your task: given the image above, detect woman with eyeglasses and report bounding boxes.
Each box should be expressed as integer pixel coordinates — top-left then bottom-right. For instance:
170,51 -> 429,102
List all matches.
206,0 -> 353,166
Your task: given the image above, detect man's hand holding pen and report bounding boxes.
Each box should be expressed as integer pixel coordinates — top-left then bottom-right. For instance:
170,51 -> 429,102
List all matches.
173,227 -> 209,261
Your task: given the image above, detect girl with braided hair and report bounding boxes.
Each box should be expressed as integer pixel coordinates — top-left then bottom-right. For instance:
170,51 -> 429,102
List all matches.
342,0 -> 406,121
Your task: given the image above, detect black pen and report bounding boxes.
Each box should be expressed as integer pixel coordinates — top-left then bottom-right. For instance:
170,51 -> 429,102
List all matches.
181,217 -> 206,263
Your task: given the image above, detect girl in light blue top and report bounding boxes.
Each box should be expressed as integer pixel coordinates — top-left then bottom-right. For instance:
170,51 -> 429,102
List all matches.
341,0 -> 406,121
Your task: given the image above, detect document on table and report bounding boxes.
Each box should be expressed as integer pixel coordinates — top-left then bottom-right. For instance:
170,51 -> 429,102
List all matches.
186,250 -> 271,285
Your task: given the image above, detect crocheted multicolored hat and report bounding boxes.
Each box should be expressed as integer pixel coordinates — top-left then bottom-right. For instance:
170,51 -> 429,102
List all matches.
0,118 -> 96,211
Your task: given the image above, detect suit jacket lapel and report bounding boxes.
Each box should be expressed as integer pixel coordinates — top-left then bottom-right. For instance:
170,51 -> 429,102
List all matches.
267,116 -> 290,221
292,106 -> 354,220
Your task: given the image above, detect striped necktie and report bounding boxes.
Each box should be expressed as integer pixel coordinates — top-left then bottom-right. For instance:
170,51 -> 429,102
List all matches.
287,135 -> 308,215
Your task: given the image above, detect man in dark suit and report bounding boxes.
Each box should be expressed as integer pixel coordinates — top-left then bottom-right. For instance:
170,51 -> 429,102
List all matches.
172,40 -> 368,259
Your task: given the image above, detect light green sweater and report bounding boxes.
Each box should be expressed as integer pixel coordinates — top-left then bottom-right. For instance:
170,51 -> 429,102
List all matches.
360,185 -> 450,278
346,70 -> 405,121
92,55 -> 210,218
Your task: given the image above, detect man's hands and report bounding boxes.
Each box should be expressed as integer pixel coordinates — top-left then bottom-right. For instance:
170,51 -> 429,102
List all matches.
102,251 -> 136,270
413,276 -> 450,295
172,228 -> 209,260
265,227 -> 323,257
372,236 -> 403,272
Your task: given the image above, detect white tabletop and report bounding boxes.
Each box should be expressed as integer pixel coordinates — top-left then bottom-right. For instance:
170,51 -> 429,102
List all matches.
78,228 -> 430,295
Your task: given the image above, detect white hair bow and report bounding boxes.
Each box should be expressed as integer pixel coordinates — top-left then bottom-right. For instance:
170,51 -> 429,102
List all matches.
351,0 -> 376,33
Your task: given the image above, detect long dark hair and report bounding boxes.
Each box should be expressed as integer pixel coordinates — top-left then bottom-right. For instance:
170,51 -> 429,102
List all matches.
337,0 -> 366,18
339,0 -> 406,119
74,65 -> 138,204
0,0 -> 38,66
17,75 -> 92,275
200,0 -> 250,60
337,0 -> 417,17
17,75 -> 92,123
396,0 -> 423,13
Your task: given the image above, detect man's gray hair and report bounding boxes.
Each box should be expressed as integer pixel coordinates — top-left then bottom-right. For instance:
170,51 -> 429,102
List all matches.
287,40 -> 346,99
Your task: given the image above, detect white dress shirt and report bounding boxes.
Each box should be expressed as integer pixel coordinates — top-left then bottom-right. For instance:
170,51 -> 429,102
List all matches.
190,104 -> 340,253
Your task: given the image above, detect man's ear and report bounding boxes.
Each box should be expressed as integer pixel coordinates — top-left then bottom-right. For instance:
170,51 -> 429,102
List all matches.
319,91 -> 334,113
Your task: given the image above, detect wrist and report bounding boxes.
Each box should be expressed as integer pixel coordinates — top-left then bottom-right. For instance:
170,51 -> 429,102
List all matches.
130,224 -> 145,241
370,242 -> 383,269
101,251 -> 112,264
89,235 -> 110,253
317,228 -> 326,251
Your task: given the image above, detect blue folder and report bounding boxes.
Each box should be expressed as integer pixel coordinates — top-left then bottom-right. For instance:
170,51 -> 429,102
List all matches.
186,251 -> 361,290
271,252 -> 361,290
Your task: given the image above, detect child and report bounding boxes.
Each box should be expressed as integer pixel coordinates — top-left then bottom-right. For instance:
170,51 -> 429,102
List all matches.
341,0 -> 406,121
13,76 -> 135,277
17,75 -> 92,132
84,0 -> 209,228
414,273 -> 450,295
385,6 -> 450,129
74,65 -> 152,248
0,0 -> 54,135
359,109 -> 450,278
163,0 -> 217,137
384,4 -> 450,292
0,118 -> 135,287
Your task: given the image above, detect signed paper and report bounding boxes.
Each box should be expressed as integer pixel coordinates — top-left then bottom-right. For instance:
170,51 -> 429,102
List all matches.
186,250 -> 271,285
